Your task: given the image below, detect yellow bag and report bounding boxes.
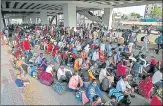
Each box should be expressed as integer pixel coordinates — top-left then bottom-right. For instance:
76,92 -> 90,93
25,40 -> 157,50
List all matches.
15,69 -> 21,75
88,69 -> 96,81
74,59 -> 79,71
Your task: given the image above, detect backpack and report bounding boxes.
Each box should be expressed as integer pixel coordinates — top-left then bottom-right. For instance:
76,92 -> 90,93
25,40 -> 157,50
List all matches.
65,71 -> 72,83
81,70 -> 90,82
101,78 -> 110,92
75,90 -> 83,102
27,65 -> 38,78
109,88 -> 124,103
52,81 -> 67,94
141,36 -> 145,41
15,79 -> 24,87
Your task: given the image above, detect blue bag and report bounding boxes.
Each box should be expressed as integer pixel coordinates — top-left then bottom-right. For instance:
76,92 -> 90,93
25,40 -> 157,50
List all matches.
108,88 -> 124,103
27,65 -> 38,77
52,82 -> 67,94
75,90 -> 83,102
15,79 -> 24,87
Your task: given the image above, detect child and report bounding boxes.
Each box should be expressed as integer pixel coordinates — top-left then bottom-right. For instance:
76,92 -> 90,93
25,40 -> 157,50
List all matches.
91,95 -> 103,106
110,95 -> 117,106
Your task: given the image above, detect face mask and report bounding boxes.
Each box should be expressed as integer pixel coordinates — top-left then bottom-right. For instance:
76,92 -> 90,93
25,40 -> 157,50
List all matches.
92,84 -> 97,87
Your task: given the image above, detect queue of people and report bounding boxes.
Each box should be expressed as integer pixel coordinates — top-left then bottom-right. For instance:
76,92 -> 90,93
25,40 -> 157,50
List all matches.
1,23 -> 162,106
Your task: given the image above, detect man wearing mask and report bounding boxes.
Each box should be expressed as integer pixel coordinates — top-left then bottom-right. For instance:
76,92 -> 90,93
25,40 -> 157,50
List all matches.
86,79 -> 103,103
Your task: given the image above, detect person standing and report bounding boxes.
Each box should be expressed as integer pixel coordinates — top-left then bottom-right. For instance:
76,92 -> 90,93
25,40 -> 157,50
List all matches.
141,34 -> 150,53
23,37 -> 31,58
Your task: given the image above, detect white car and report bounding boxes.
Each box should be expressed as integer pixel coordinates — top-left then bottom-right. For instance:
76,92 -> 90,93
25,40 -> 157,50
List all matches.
150,30 -> 160,35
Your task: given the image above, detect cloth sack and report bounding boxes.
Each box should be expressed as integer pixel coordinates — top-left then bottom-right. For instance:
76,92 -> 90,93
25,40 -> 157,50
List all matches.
52,81 -> 67,94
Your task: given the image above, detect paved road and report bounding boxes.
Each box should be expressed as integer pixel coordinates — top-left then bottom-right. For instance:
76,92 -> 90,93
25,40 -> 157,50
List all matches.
1,41 -> 162,105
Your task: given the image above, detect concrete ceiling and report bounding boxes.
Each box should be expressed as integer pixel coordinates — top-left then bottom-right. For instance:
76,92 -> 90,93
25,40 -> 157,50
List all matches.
1,0 -> 162,16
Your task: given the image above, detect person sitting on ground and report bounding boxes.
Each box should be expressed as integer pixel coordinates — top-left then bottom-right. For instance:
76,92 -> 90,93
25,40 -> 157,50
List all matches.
99,63 -> 114,86
91,95 -> 103,106
68,71 -> 84,92
86,79 -> 103,103
57,66 -> 72,83
152,65 -> 163,85
132,59 -> 146,82
40,58 -> 48,72
45,61 -> 55,76
116,75 -> 135,97
147,57 -> 157,76
107,95 -> 117,106
139,54 -> 147,68
116,60 -> 127,77
35,53 -> 44,67
121,43 -> 131,57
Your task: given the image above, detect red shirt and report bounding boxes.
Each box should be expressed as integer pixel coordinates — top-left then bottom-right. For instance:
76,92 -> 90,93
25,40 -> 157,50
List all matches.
23,40 -> 30,50
116,63 -> 127,77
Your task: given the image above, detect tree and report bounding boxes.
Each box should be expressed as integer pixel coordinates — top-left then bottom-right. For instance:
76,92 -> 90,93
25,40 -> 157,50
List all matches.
151,7 -> 162,19
130,12 -> 141,18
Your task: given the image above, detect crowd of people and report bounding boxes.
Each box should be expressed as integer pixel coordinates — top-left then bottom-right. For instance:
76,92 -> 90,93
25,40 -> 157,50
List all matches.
0,23 -> 163,105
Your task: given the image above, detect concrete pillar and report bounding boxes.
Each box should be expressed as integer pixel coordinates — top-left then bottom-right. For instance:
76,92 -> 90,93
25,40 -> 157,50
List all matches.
40,10 -> 48,25
63,3 -> 76,28
31,15 -> 36,24
103,8 -> 113,29
0,0 -> 4,31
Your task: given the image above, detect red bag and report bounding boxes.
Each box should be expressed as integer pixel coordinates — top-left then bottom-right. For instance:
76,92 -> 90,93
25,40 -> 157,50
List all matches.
39,72 -> 54,86
139,77 -> 153,99
150,96 -> 162,106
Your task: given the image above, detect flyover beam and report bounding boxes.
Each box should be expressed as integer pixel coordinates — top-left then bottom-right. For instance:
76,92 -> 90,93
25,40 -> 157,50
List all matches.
2,8 -> 62,13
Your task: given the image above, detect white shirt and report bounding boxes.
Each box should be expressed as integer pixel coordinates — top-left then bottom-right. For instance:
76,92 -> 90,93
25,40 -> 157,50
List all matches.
116,78 -> 131,92
57,68 -> 72,80
143,36 -> 149,43
35,56 -> 43,65
100,43 -> 105,51
152,71 -> 162,84
84,44 -> 90,52
99,68 -> 107,83
46,65 -> 53,75
57,68 -> 66,80
139,57 -> 147,67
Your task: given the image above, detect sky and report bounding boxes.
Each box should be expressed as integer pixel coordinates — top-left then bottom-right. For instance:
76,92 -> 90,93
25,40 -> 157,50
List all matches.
113,5 -> 146,16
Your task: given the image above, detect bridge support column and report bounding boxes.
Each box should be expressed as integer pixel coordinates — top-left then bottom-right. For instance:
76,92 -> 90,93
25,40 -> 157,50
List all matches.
63,3 -> 76,28
40,11 -> 48,25
31,15 -> 36,24
0,0 -> 4,31
103,8 -> 113,30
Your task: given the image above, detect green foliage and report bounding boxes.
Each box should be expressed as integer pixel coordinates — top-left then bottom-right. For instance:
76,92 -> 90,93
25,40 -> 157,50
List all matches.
130,12 -> 141,18
151,7 -> 162,19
